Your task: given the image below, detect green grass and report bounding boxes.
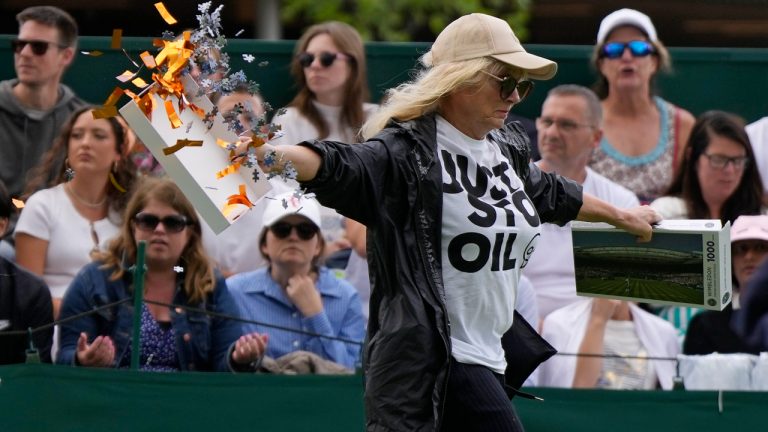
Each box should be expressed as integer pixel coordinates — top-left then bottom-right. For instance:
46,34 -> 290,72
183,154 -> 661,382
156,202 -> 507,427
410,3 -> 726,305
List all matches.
578,277 -> 704,304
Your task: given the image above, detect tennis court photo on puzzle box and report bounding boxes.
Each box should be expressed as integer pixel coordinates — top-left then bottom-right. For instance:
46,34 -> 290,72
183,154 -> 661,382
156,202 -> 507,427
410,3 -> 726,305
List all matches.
571,220 -> 731,310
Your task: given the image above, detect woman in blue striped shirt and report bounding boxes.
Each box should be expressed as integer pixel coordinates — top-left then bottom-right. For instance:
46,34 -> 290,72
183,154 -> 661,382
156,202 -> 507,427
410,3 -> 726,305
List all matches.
227,192 -> 365,369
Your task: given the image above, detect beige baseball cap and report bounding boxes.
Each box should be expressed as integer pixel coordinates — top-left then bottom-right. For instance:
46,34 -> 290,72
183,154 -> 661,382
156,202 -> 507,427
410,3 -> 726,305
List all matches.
422,13 -> 557,80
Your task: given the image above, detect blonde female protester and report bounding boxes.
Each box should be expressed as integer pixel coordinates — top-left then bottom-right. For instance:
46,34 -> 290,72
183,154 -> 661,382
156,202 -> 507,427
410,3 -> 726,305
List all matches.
57,178 -> 266,371
16,106 -> 137,320
246,14 -> 659,431
588,8 -> 695,204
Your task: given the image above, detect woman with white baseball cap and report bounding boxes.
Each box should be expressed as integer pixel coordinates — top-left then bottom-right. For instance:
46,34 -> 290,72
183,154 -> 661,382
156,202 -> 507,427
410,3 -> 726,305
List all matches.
244,13 -> 659,431
226,192 -> 365,370
589,8 -> 696,205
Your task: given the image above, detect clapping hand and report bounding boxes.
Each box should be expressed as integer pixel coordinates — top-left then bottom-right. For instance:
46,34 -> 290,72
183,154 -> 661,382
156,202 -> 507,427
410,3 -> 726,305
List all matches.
231,332 -> 269,366
76,332 -> 115,367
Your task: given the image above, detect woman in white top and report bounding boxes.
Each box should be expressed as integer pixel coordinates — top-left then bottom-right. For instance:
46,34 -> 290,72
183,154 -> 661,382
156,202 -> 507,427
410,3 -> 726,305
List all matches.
274,21 -> 377,146
16,106 -> 136,319
538,298 -> 679,390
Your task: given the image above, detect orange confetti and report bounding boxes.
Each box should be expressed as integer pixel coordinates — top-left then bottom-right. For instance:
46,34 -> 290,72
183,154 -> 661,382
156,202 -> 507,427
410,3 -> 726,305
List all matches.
137,93 -> 155,120
188,103 -> 206,118
154,2 -> 178,25
164,100 -> 182,129
222,185 -> 254,217
162,139 -> 203,155
228,185 -> 254,207
131,77 -> 149,88
116,70 -> 136,83
81,50 -> 103,57
12,198 -> 24,209
104,87 -> 125,107
111,29 -> 123,50
140,51 -> 157,69
216,162 -> 241,179
92,106 -> 118,119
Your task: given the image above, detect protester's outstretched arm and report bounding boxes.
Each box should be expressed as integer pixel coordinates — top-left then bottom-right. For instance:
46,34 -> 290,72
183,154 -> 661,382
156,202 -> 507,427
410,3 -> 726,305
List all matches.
253,142 -> 322,181
577,193 -> 660,242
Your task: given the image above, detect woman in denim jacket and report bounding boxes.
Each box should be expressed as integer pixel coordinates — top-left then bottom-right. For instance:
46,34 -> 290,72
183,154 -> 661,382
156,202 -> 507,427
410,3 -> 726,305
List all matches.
57,178 -> 267,371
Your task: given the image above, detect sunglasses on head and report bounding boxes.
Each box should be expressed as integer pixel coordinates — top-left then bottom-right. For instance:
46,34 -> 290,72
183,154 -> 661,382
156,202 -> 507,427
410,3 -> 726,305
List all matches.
134,212 -> 191,233
270,221 -> 319,240
11,39 -> 65,56
297,51 -> 349,68
600,40 -> 655,59
481,70 -> 534,103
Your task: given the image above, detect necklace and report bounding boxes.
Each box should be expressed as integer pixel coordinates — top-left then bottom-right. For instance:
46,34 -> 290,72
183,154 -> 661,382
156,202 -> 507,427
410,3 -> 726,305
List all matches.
66,183 -> 107,208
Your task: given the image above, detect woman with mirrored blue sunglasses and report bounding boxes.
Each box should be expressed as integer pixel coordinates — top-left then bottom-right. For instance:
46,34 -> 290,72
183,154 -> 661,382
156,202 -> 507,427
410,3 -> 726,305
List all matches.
588,8 -> 696,205
600,40 -> 656,59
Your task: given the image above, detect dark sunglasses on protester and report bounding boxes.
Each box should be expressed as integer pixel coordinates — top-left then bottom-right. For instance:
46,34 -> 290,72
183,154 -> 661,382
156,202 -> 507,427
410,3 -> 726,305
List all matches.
133,212 -> 191,233
11,39 -> 65,56
481,70 -> 534,103
297,51 -> 349,68
600,40 -> 655,59
270,221 -> 319,240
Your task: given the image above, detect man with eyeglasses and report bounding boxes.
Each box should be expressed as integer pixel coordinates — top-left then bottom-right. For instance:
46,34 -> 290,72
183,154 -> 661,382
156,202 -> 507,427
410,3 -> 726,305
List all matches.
0,6 -> 87,258
533,85 -> 680,391
523,84 -> 640,320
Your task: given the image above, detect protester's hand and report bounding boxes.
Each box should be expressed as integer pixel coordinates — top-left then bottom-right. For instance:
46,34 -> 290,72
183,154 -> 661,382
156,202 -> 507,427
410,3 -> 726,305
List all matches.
76,332 -> 115,367
286,274 -> 323,317
231,332 -> 269,365
615,205 -> 660,242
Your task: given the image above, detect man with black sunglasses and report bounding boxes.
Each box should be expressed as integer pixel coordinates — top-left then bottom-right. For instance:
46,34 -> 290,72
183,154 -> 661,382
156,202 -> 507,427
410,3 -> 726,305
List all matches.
0,6 -> 87,255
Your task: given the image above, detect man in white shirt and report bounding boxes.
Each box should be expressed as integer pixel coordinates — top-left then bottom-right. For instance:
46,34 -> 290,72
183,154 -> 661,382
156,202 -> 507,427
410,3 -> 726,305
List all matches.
522,85 -> 639,320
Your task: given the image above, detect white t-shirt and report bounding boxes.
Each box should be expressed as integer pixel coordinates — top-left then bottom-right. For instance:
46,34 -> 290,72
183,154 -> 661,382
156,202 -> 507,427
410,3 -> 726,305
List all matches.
271,101 -> 378,146
14,184 -> 120,298
599,320 -> 658,390
437,115 -> 541,374
523,167 -> 639,319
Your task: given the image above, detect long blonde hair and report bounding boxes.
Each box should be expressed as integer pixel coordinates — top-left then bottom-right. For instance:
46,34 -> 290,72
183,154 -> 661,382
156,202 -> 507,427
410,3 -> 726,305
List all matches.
361,57 -> 510,139
97,178 -> 215,304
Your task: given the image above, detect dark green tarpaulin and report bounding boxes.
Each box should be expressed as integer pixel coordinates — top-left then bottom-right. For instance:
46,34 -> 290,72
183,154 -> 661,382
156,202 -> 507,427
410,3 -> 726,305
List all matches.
1,364 -> 766,431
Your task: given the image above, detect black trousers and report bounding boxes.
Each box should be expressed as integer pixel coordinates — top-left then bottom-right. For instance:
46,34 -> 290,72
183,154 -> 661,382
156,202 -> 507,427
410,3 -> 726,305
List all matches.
441,359 -> 525,432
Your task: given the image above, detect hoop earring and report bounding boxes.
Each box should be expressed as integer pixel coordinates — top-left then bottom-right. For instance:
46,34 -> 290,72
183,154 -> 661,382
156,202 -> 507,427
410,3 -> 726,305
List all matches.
109,161 -> 127,193
64,158 -> 75,182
